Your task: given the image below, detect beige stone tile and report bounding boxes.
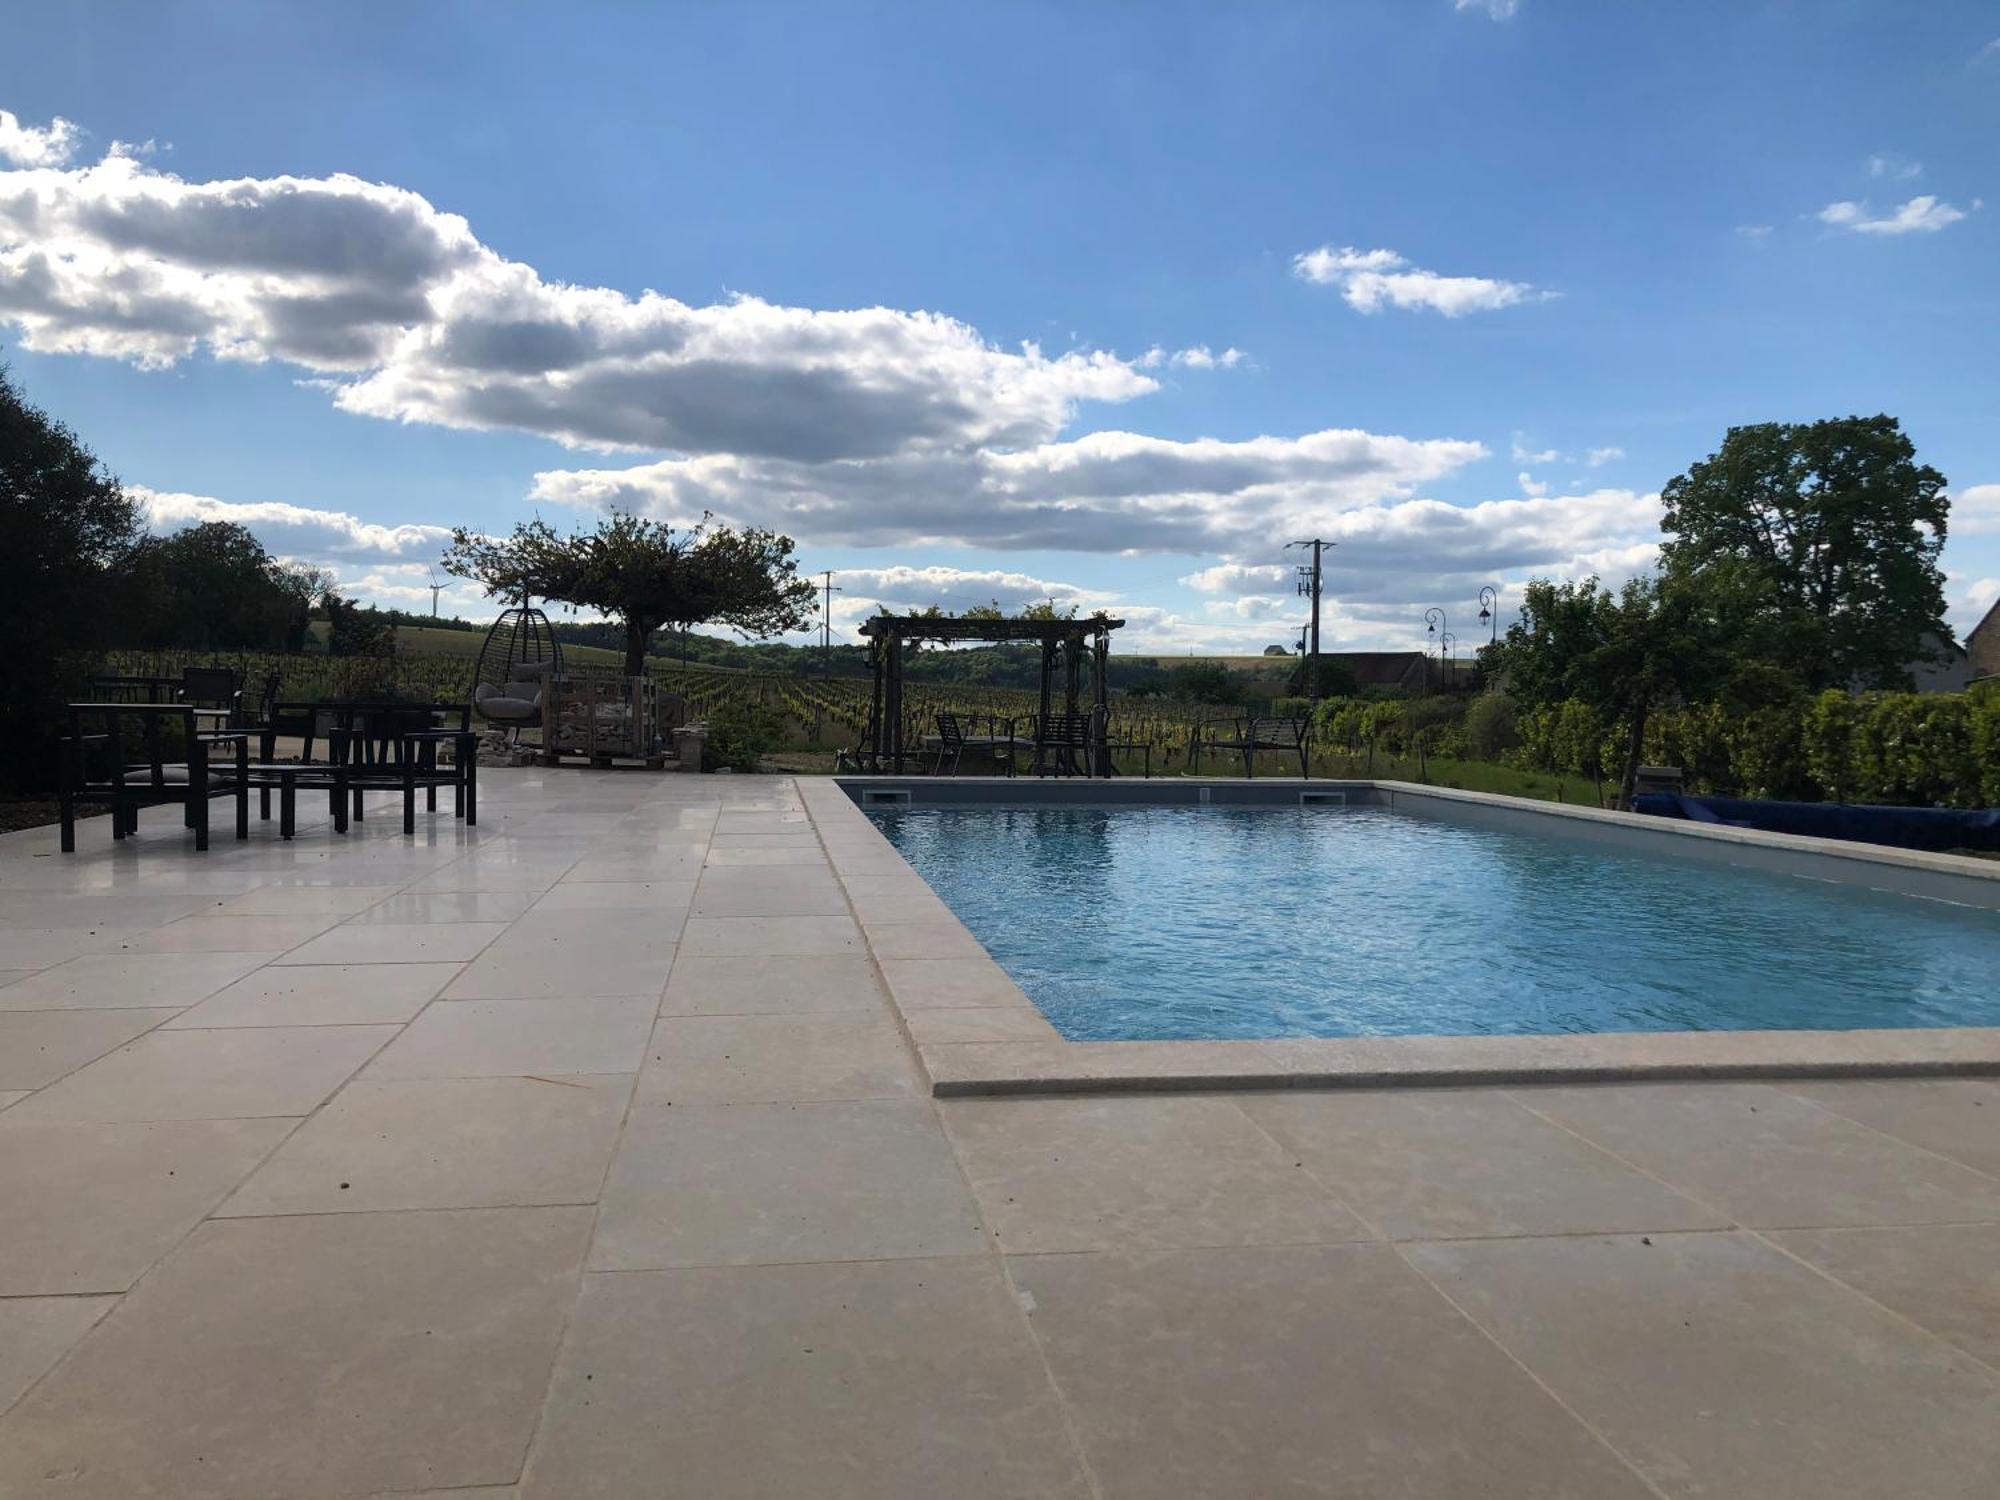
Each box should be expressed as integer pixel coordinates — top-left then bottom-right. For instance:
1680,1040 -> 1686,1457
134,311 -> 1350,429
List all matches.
367,997 -> 655,1079
530,879 -> 696,912
1239,1089 -> 1727,1241
220,1074 -> 631,1216
0,1008 -> 177,1090
405,862 -> 574,893
561,851 -> 706,882
657,954 -> 888,1016
1780,1078 -> 2000,1180
943,1096 -> 1370,1253
639,1015 -> 920,1105
0,1091 -> 25,1112
864,918 -> 989,960
522,1259 -> 1088,1500
689,874 -> 851,917
877,955 -> 1032,1009
903,1007 -> 1060,1045
1013,1243 -> 1652,1500
843,887 -> 955,925
444,914 -> 678,999
347,890 -> 541,925
215,884 -> 402,917
0,927 -> 134,969
0,1295 -> 119,1415
590,1101 -> 984,1269
1767,1223 -> 2000,1368
680,914 -> 863,958
713,813 -> 811,835
0,1118 -> 294,1293
1406,1230 -> 2000,1499
278,921 -> 510,966
111,913 -> 340,954
1516,1083 -> 2000,1227
166,962 -> 460,1028
4,1025 -> 394,1124
0,950 -> 275,1011
701,843 -> 828,867
0,1207 -> 592,1499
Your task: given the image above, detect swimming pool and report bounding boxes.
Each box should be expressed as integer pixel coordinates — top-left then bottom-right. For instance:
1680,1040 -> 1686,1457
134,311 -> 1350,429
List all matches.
872,803 -> 2000,1041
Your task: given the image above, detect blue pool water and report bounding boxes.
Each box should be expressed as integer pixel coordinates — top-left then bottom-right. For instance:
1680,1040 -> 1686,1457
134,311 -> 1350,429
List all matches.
873,805 -> 2000,1040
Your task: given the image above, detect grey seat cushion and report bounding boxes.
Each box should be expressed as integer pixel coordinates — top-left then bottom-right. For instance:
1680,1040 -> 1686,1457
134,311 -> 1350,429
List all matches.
476,695 -> 539,722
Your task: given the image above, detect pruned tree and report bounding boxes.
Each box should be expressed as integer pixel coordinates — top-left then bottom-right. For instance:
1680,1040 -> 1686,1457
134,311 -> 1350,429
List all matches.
443,512 -> 815,676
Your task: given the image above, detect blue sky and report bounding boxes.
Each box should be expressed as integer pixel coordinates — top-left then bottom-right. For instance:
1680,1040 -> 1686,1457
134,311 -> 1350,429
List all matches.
3,0 -> 1996,653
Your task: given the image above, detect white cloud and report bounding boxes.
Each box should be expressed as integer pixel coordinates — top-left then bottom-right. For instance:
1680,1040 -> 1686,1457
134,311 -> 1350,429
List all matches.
529,426 -> 1489,555
1454,0 -> 1519,18
1180,563 -> 1290,594
1510,434 -> 1559,464
131,487 -> 454,563
1735,223 -> 1774,242
0,142 -> 1156,457
0,109 -> 81,168
1137,344 -> 1247,371
1866,152 -> 1922,181
1954,483 -> 2000,537
1516,471 -> 1548,498
1817,195 -> 1972,235
1583,445 -> 1624,467
1291,245 -> 1547,317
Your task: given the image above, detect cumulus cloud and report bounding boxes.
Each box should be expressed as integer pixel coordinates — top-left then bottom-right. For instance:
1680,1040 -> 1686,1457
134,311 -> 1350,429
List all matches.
1817,195 -> 1972,235
1180,563 -> 1290,594
1584,445 -> 1624,467
528,426 -> 1488,555
1866,152 -> 1923,181
1953,483 -> 2000,537
1454,0 -> 1519,18
1137,344 -> 1246,371
0,109 -> 81,167
0,138 -> 1157,457
1291,245 -> 1547,317
1510,435 -> 1559,464
132,487 -> 455,563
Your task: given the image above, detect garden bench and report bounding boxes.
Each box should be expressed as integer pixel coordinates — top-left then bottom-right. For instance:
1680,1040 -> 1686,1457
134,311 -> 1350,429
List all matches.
1189,716 -> 1310,778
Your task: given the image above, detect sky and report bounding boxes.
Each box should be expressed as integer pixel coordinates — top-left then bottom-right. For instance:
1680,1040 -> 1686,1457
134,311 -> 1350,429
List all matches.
2,0 -> 1997,656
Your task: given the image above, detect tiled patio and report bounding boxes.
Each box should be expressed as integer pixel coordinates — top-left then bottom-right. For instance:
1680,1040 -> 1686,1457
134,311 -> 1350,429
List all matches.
2,771 -> 1998,1497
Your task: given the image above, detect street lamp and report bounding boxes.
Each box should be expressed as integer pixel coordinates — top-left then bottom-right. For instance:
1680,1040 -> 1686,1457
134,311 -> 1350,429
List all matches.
1441,632 -> 1457,688
1423,607 -> 1447,694
1478,585 -> 1498,645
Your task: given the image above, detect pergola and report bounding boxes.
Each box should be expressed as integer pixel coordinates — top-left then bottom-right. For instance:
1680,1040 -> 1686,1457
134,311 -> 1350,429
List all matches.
855,613 -> 1125,775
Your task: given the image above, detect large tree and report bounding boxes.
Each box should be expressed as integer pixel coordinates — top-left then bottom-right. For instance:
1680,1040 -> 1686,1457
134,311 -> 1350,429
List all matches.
1658,415 -> 1949,690
120,521 -> 310,649
443,512 -> 816,675
1,366 -> 141,792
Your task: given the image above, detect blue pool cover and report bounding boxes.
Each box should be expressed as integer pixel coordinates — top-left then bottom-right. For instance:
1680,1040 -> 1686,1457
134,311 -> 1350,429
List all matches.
1634,793 -> 2000,853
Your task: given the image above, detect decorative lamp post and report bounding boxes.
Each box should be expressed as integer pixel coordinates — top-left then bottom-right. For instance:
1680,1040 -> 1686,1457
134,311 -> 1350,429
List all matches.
1423,607 -> 1446,693
1478,585 -> 1498,645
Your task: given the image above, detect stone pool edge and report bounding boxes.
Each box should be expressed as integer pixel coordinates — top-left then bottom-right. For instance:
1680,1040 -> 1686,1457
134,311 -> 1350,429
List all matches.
797,777 -> 2000,1097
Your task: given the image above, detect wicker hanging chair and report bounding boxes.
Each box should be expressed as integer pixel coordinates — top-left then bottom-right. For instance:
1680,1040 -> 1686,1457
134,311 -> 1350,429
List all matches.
470,603 -> 563,733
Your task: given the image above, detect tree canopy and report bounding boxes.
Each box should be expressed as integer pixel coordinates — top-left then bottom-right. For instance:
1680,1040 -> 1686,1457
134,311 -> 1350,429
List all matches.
443,512 -> 816,676
1658,415 -> 1949,690
120,521 -> 321,651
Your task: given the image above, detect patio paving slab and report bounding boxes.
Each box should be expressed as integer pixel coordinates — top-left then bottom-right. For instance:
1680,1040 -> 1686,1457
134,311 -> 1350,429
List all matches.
590,1101 -> 985,1269
1779,1077 -> 2000,1179
1239,1088 -> 1728,1241
220,1074 -> 633,1216
0,928 -> 138,969
0,1295 -> 119,1417
943,1095 -> 1372,1252
679,913 -> 865,957
345,891 -> 541,925
657,953 -> 888,1016
0,950 -> 274,1011
366,996 -> 655,1080
279,921 -> 509,966
213,884 -> 402,917
0,1117 -> 295,1293
903,1006 -> 1063,1044
1766,1223 -> 2000,1369
165,962 -> 461,1028
3,1023 -> 395,1124
111,912 -> 340,954
528,879 -> 695,911
1012,1243 -> 1653,1500
445,910 -> 679,999
877,954 -> 1036,1009
522,1259 -> 1089,1499
0,1007 -> 177,1090
1515,1082 -> 2000,1227
701,843 -> 828,866
0,1207 -> 592,1500
1406,1229 -> 2000,1499
638,1014 -> 922,1104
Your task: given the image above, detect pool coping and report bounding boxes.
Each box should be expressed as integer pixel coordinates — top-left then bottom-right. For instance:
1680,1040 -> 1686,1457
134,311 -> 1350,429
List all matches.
798,776 -> 2000,1097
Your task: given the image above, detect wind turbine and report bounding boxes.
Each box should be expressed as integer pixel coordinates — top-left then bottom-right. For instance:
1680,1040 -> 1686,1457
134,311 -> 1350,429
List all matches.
427,566 -> 445,618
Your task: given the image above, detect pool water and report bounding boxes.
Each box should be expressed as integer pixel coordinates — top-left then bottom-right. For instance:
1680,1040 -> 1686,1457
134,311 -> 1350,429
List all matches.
872,805 -> 2000,1041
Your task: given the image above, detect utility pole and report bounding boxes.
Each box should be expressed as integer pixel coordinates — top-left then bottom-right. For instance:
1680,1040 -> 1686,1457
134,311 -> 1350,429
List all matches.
818,570 -> 842,679
1287,539 -> 1333,700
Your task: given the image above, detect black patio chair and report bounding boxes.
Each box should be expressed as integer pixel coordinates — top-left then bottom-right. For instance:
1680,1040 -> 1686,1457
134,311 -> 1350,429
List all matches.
58,703 -> 251,853
178,666 -> 244,731
930,712 -> 1018,777
326,701 -> 478,834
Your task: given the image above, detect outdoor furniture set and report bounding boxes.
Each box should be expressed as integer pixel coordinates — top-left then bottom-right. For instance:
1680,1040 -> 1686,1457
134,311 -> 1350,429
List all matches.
57,676 -> 478,853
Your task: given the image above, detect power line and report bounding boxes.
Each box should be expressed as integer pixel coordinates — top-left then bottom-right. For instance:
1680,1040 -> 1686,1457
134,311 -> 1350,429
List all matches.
1286,539 -> 1334,701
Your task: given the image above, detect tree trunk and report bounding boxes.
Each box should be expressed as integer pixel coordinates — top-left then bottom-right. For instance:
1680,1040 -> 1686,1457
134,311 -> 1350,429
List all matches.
1618,699 -> 1650,811
623,619 -> 649,678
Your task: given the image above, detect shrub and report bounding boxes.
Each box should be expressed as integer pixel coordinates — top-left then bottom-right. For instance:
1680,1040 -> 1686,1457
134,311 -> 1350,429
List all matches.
1463,692 -> 1520,760
701,696 -> 785,772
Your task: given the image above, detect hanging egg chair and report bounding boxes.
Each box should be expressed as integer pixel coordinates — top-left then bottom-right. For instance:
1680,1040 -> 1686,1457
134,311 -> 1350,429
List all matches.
471,602 -> 563,735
